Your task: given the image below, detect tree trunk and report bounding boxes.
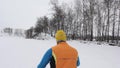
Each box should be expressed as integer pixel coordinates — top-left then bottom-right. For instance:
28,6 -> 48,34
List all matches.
89,0 -> 94,41
107,7 -> 110,42
112,7 -> 116,43
117,8 -> 120,44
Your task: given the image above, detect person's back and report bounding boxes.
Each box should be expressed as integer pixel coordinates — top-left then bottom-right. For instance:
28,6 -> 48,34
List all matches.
51,42 -> 78,68
37,30 -> 80,68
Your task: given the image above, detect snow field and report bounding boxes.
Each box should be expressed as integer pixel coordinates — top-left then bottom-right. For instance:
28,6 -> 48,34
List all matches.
0,37 -> 120,68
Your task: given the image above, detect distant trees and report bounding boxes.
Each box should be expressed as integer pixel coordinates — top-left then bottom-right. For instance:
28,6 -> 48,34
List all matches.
14,29 -> 25,37
50,0 -> 66,30
3,27 -> 25,37
26,0 -> 120,45
25,27 -> 34,38
25,16 -> 49,39
3,28 -> 13,35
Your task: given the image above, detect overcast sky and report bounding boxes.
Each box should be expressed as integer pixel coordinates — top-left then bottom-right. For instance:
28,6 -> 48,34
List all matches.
0,0 -> 73,29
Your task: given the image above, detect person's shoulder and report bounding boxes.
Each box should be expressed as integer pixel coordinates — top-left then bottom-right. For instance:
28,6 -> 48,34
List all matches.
68,44 -> 78,52
46,48 -> 52,53
51,45 -> 58,50
71,46 -> 78,51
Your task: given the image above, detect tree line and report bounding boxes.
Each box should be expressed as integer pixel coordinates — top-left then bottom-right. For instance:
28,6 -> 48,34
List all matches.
26,0 -> 120,45
1,27 -> 25,37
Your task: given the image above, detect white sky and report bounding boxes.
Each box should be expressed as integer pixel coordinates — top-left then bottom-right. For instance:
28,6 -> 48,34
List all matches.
0,0 -> 73,29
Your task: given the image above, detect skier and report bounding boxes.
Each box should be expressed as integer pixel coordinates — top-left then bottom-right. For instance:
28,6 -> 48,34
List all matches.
37,30 -> 80,68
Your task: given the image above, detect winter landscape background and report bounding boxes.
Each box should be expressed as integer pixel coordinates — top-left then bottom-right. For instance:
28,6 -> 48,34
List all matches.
0,32 -> 120,68
0,0 -> 120,68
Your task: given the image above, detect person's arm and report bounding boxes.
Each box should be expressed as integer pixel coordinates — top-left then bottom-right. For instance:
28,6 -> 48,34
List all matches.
37,48 -> 52,68
77,57 -> 80,66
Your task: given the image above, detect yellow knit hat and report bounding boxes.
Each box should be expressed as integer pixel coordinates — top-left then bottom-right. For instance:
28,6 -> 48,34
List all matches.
55,30 -> 67,41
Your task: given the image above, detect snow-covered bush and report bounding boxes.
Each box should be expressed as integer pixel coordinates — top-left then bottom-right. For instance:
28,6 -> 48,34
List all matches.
34,33 -> 53,40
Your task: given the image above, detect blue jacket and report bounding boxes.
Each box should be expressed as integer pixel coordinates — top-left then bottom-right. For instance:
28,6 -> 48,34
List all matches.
37,48 -> 80,68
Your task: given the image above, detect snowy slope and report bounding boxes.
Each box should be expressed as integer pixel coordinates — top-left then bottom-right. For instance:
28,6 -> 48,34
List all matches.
0,37 -> 120,68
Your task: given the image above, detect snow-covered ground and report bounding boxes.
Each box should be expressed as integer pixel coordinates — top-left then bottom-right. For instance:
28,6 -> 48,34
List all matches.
0,36 -> 120,68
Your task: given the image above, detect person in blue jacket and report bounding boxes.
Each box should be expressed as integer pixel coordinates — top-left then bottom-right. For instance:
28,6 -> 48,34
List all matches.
37,30 -> 80,68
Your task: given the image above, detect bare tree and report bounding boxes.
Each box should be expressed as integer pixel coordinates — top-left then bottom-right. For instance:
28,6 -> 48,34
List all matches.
82,0 -> 88,40
111,1 -> 117,43
74,0 -> 83,39
89,0 -> 96,41
117,0 -> 120,44
96,1 -> 102,41
65,6 -> 75,39
104,0 -> 113,42
50,0 -> 65,30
